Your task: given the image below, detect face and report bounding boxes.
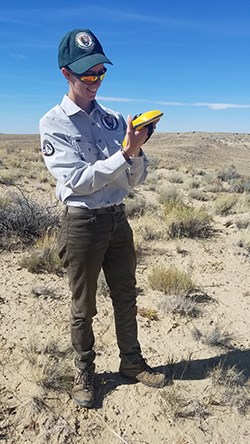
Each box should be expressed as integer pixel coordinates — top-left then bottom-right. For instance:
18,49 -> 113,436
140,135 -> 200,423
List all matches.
62,64 -> 105,109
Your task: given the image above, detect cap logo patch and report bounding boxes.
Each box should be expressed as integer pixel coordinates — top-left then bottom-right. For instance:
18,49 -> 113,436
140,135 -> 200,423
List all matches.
42,140 -> 55,156
101,114 -> 118,130
75,32 -> 94,49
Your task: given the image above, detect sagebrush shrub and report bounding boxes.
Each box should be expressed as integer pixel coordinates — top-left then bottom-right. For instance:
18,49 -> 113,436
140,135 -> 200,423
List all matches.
158,185 -> 180,204
217,165 -> 240,182
0,191 -> 60,249
124,195 -> 147,218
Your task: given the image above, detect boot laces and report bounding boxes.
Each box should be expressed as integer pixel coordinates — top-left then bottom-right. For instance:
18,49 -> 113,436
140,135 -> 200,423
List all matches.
76,368 -> 94,390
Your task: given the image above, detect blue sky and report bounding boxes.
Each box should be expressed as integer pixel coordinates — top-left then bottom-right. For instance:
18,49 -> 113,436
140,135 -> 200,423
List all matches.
1,0 -> 250,134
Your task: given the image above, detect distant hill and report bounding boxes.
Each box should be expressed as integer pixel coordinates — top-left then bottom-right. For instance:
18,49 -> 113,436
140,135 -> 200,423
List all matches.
0,132 -> 249,175
145,131 -> 250,175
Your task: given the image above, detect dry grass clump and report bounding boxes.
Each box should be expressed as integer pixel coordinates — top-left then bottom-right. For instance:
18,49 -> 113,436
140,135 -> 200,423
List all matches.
138,307 -> 159,321
0,169 -> 22,185
208,363 -> 249,415
192,325 -> 234,349
163,201 -> 213,238
235,229 -> 250,257
159,294 -> 199,318
161,362 -> 249,423
23,338 -> 73,391
19,232 -> 62,274
160,386 -> 209,423
148,265 -> 196,296
132,212 -> 167,241
214,194 -> 238,215
0,191 -> 60,249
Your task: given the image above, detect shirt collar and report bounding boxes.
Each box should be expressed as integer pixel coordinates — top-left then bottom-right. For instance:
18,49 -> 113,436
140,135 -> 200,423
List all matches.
60,95 -> 100,117
60,95 -> 82,116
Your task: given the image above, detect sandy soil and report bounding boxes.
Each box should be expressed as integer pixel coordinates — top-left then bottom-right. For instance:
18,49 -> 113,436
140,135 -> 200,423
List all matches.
0,132 -> 249,444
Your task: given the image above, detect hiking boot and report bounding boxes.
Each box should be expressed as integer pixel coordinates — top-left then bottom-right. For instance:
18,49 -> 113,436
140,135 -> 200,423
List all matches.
72,365 -> 95,408
119,358 -> 166,388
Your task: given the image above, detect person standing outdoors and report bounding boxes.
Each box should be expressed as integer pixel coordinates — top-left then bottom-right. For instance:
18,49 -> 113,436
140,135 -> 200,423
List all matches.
39,28 -> 166,408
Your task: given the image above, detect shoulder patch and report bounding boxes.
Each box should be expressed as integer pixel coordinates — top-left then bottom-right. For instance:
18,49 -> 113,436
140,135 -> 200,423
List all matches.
101,113 -> 119,130
42,140 -> 55,156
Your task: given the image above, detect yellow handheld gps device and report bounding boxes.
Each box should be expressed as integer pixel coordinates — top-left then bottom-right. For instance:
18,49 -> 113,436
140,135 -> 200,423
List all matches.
123,110 -> 164,147
132,110 -> 164,130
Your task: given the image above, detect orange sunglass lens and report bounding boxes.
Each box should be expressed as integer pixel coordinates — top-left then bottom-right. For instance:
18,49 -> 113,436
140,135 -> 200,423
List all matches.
80,72 -> 106,84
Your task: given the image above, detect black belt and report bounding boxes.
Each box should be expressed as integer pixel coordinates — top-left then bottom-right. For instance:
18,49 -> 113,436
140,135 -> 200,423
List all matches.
66,203 -> 125,216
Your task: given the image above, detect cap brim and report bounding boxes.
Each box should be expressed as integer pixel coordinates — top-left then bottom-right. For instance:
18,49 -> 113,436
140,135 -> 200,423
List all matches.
68,54 -> 113,74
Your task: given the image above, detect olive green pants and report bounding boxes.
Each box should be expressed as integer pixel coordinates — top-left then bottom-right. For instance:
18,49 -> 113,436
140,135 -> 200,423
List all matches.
58,206 -> 142,371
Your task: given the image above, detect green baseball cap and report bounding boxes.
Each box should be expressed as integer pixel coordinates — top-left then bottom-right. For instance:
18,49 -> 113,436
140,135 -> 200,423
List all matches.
58,28 -> 113,74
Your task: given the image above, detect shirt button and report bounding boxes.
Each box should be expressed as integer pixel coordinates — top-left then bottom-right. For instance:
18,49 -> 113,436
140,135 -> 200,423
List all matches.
107,201 -> 110,204
92,122 -> 95,126
98,139 -> 102,143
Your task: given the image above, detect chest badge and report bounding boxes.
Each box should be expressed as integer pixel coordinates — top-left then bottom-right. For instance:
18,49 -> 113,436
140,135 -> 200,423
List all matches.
101,113 -> 118,130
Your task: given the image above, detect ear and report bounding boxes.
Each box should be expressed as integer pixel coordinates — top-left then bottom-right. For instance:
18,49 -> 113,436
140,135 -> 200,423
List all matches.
61,67 -> 71,81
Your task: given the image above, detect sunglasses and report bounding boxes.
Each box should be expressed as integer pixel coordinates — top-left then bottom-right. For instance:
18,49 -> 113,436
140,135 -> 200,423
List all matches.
69,67 -> 107,84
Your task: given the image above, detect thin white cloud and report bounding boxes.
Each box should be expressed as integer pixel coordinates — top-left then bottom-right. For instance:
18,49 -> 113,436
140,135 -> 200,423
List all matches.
98,96 -> 250,110
194,102 -> 250,110
98,96 -> 189,106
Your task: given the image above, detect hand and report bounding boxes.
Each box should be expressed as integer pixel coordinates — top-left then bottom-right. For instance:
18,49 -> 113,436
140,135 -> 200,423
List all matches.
123,115 -> 149,157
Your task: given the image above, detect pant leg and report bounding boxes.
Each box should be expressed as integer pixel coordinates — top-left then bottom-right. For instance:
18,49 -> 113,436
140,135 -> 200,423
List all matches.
58,209 -> 112,370
102,211 -> 142,371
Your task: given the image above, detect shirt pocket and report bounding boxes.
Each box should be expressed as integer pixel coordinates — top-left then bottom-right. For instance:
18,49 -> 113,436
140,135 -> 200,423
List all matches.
103,127 -> 125,155
76,140 -> 99,164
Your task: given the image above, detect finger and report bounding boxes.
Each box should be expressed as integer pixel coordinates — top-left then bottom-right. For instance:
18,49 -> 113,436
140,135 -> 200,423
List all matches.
127,115 -> 133,130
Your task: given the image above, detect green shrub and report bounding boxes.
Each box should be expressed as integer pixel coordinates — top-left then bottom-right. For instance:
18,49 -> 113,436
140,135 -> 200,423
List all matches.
163,201 -> 213,238
214,195 -> 237,215
148,265 -> 196,295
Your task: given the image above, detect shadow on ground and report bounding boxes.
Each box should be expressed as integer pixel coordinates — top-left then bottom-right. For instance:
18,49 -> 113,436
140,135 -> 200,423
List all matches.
94,348 -> 250,408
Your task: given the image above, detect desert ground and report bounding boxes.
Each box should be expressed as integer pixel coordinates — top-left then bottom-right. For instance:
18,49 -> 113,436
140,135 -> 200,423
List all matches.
0,132 -> 249,444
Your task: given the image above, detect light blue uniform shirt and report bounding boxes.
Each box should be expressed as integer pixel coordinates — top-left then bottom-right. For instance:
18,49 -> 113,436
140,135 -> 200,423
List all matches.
39,95 -> 148,208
